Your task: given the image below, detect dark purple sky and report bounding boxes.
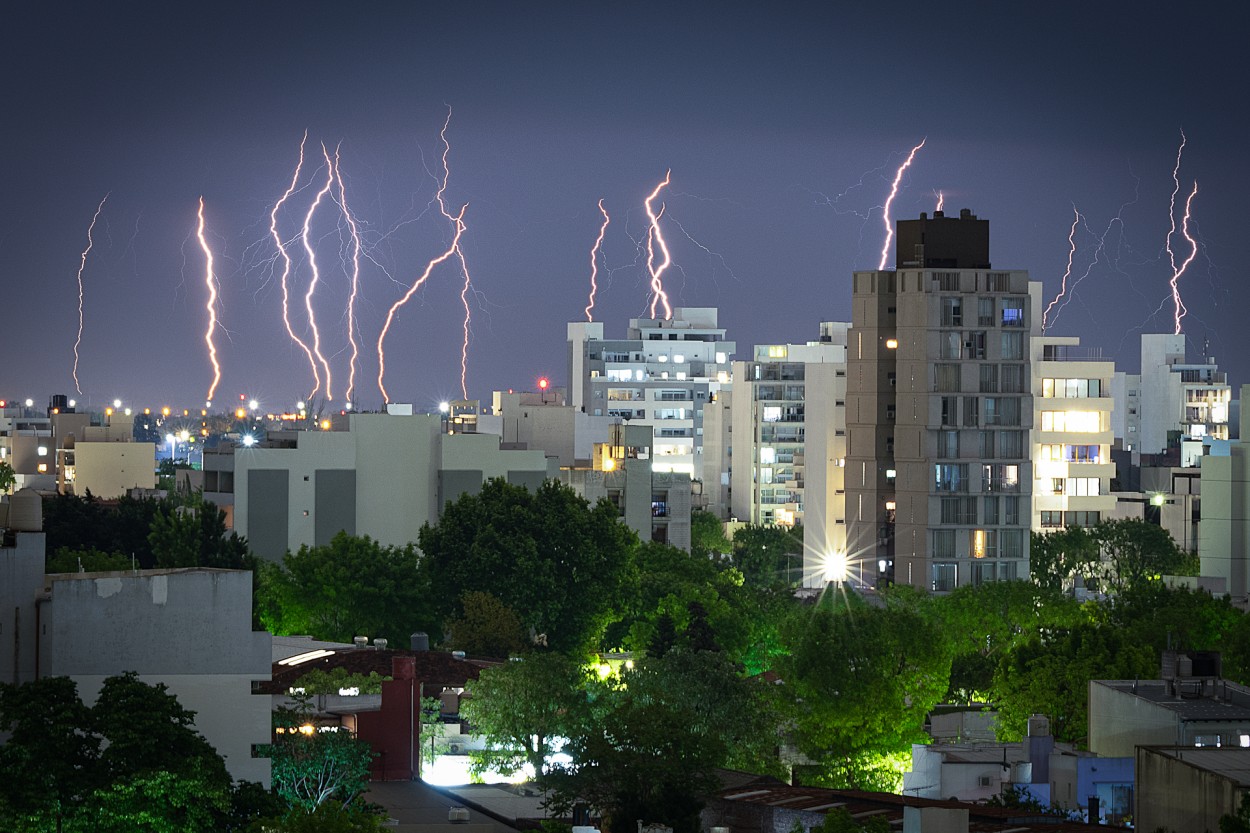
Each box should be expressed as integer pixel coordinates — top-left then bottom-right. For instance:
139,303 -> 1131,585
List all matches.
3,2 -> 1245,412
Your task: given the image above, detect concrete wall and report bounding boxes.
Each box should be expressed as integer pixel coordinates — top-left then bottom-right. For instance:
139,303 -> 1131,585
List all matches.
1136,747 -> 1245,833
39,569 -> 272,786
0,531 -> 45,684
1201,442 -> 1250,600
72,441 -> 156,498
1088,681 -> 1181,756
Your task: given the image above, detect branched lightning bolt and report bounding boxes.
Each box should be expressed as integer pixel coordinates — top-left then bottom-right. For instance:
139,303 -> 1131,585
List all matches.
432,108 -> 476,399
644,170 -> 674,320
331,144 -> 363,405
376,205 -> 468,403
301,145 -> 336,400
878,139 -> 926,270
269,133 -> 322,400
1169,182 -> 1199,334
1165,131 -> 1187,277
195,198 -> 222,404
934,190 -> 945,213
72,194 -> 109,395
584,199 -> 610,322
1043,207 -> 1082,332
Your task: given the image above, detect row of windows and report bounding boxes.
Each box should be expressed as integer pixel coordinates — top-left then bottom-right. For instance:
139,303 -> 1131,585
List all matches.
1041,378 -> 1104,399
940,396 -> 1025,428
1039,411 -> 1104,433
932,559 -> 1020,591
1044,477 -> 1101,496
1038,444 -> 1103,464
938,331 -> 1026,360
934,463 -> 1021,493
934,363 -> 1027,393
1039,510 -> 1102,528
939,496 -> 1023,526
932,272 -> 1014,293
940,296 -> 1026,328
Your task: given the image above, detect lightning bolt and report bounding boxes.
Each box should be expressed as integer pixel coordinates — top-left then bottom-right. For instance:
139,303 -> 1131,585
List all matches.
585,199 -> 610,322
1165,131 -> 1187,277
269,133 -> 322,400
331,144 -> 363,405
195,198 -> 222,405
376,204 -> 468,404
1169,181 -> 1199,334
434,108 -> 475,400
644,170 -> 674,320
72,194 -> 109,395
301,145 -> 336,400
934,189 -> 944,213
878,138 -> 926,270
1042,207 -> 1082,332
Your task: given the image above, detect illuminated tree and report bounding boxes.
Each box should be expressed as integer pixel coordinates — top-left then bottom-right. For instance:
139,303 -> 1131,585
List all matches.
0,460 -> 15,494
445,591 -> 529,658
264,704 -> 375,812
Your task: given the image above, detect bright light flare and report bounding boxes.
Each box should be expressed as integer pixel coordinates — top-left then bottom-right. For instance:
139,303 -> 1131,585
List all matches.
195,197 -> 222,404
331,144 -> 363,403
376,205 -> 469,403
821,551 -> 849,584
301,145 -> 336,400
584,199 -> 610,322
878,138 -> 926,270
270,133 -> 322,400
72,194 -> 109,395
1043,207 -> 1082,332
644,171 -> 674,320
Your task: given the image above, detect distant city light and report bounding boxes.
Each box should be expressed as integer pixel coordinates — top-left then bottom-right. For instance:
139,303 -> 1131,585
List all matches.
112,398 -> 122,409
248,399 -> 259,410
439,401 -> 450,414
68,399 -> 76,408
24,399 -> 33,407
822,551 -> 849,584
242,435 -> 256,447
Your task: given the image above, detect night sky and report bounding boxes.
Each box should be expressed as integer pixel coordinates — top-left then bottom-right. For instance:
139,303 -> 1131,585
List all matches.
3,2 -> 1245,413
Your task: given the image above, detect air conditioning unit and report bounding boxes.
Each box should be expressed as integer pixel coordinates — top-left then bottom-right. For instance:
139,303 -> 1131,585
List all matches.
448,743 -> 464,754
978,775 -> 994,787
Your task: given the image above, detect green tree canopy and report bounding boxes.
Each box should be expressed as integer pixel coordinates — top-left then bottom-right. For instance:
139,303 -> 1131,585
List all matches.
731,524 -> 803,588
445,591 -> 529,658
257,532 -> 429,645
418,479 -> 637,654
265,704 -> 375,813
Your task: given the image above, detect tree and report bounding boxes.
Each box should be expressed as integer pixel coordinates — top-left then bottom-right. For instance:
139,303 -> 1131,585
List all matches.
445,591 -> 529,658
148,494 -> 252,569
460,652 -> 593,778
1029,526 -> 1101,591
689,510 -> 731,560
1093,518 -> 1192,593
47,547 -> 133,573
732,524 -> 803,588
0,459 -> 15,494
265,704 -> 375,812
546,650 -> 781,833
418,479 -> 637,654
257,532 -> 429,645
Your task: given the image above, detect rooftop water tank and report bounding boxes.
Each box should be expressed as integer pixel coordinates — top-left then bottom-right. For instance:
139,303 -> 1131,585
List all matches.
8,488 -> 42,532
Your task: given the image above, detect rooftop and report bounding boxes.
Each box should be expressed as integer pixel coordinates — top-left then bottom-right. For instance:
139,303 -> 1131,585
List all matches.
1094,678 -> 1250,723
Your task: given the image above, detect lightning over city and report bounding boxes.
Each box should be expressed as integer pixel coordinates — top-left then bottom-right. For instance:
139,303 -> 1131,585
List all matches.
1042,207 -> 1082,332
72,194 -> 109,395
1169,181 -> 1199,334
584,199 -> 610,322
934,190 -> 944,213
195,197 -> 222,405
375,204 -> 468,404
268,132 -> 322,401
877,139 -> 926,270
644,170 -> 674,320
331,144 -> 363,406
300,145 -> 337,400
434,108 -> 475,400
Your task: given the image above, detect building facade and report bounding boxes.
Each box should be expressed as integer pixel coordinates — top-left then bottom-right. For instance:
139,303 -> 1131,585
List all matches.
846,210 -> 1034,590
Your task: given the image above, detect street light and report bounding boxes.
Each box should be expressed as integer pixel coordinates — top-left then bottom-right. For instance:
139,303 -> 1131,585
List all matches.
821,551 -> 849,585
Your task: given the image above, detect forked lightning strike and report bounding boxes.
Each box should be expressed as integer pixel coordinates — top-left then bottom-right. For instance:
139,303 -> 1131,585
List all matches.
376,205 -> 468,403
644,171 -> 674,320
1042,207 -> 1082,332
195,198 -> 222,404
584,199 -> 610,321
301,146 -> 336,400
1169,182 -> 1199,334
878,139 -> 926,270
332,144 -> 363,404
72,194 -> 109,395
435,108 -> 475,399
934,190 -> 944,213
269,133 -> 322,400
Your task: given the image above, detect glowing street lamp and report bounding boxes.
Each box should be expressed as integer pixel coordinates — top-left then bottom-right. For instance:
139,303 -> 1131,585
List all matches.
822,551 -> 849,585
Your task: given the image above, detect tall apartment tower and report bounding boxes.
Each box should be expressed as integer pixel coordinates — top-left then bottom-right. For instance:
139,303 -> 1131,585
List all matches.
568,308 -> 734,477
846,210 -> 1034,590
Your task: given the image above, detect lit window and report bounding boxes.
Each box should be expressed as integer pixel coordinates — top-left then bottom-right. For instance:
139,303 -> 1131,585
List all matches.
885,339 -> 898,349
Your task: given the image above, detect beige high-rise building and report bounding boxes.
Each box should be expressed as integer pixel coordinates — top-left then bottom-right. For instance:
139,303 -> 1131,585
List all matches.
846,210 -> 1034,590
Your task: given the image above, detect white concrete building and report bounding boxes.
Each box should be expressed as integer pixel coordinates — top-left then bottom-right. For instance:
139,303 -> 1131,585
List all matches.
1123,334 -> 1231,458
567,308 -> 735,478
1201,384 -> 1250,601
1030,336 -> 1116,532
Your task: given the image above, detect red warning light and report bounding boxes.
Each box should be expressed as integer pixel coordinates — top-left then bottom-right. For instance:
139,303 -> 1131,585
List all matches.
538,377 -> 549,391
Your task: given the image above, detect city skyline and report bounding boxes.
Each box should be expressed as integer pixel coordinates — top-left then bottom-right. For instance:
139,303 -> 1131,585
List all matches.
3,2 -> 1244,410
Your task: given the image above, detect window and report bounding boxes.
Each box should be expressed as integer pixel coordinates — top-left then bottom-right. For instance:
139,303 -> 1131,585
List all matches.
936,272 -> 960,291
999,430 -> 1024,458
979,364 -> 998,393
984,397 -> 1020,426
1000,331 -> 1024,360
762,406 -> 782,422
1000,364 -> 1025,393
940,331 -> 962,359
1064,477 -> 1100,497
935,463 -> 968,493
935,364 -> 960,392
971,529 -> 997,559
1041,510 -> 1064,528
963,396 -> 980,427
939,429 -> 959,458
1065,510 -> 1101,527
978,430 -> 996,458
934,530 -> 956,558
1064,444 -> 1101,463
1039,443 -> 1062,461
983,496 -> 999,525
941,396 -> 958,426
941,497 -> 977,525
1004,496 -> 1021,526
982,464 -> 1020,493
986,272 -> 1010,292
978,297 -> 995,326
964,331 -> 987,360
933,562 -> 957,592
1000,298 -> 1025,327
941,297 -> 963,326
1041,411 -> 1101,432
971,560 -> 998,585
